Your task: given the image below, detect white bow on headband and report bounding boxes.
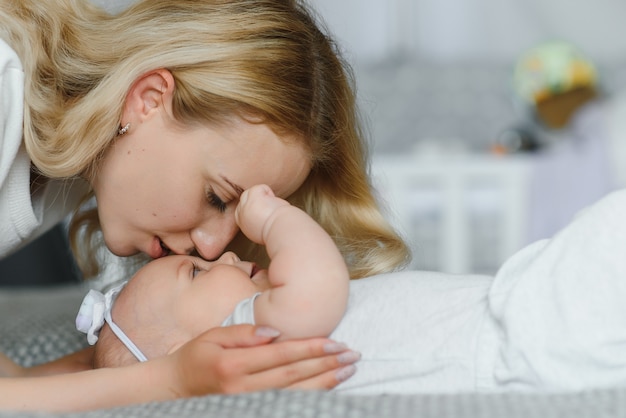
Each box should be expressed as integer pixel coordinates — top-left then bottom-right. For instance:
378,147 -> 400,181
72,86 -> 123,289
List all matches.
75,283 -> 148,362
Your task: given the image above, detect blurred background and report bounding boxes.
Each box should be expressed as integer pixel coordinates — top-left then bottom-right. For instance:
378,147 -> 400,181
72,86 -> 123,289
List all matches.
312,0 -> 626,153
3,0 -> 626,286
311,0 -> 626,274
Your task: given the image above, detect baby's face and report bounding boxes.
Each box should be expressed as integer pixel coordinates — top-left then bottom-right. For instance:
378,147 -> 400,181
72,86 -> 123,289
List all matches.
117,253 -> 270,343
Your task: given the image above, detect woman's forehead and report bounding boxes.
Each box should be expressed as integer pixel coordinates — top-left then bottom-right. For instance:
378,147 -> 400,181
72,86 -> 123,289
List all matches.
212,125 -> 311,197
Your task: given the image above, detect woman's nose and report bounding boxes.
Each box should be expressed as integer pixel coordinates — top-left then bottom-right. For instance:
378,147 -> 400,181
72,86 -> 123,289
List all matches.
190,219 -> 239,260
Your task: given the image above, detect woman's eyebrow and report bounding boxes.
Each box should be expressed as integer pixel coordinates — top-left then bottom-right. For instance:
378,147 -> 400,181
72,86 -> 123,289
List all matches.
221,175 -> 244,197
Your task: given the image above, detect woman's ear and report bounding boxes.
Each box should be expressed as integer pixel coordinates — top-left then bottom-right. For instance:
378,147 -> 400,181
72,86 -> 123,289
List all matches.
120,69 -> 176,126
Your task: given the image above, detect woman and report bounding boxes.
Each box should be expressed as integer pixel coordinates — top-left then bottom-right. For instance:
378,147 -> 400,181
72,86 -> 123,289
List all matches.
0,0 -> 409,411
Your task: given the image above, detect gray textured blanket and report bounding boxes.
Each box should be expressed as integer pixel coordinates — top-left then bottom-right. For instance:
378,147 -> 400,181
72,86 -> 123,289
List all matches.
1,285 -> 626,417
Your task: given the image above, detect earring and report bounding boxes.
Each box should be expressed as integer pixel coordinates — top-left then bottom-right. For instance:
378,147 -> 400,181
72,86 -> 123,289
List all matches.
117,123 -> 131,136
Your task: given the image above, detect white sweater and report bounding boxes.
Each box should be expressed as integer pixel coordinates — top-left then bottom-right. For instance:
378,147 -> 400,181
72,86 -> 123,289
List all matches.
0,39 -> 87,259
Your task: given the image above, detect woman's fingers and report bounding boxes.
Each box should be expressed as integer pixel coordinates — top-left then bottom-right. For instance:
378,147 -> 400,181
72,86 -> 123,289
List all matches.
224,336 -> 354,374
178,324 -> 360,394
194,325 -> 355,373
227,351 -> 360,392
211,338 -> 361,393
195,324 -> 281,349
287,364 -> 358,390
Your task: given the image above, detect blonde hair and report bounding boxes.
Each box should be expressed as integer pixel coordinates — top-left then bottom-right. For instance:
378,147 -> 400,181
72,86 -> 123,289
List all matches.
0,0 -> 410,279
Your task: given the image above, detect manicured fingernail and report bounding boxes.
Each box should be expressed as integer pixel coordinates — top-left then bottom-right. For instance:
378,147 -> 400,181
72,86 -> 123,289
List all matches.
336,365 -> 357,382
337,350 -> 361,364
255,326 -> 281,338
324,342 -> 348,354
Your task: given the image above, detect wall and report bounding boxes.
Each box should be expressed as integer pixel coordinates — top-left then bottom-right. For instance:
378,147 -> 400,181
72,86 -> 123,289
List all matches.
311,0 -> 626,64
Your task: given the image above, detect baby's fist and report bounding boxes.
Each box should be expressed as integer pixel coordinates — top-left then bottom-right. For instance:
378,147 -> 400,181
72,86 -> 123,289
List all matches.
235,184 -> 290,244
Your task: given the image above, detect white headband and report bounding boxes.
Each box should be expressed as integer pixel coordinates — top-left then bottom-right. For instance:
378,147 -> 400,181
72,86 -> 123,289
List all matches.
76,283 -> 148,362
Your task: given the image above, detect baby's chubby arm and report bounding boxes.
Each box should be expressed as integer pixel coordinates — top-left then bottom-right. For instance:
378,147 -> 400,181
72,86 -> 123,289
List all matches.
235,184 -> 349,340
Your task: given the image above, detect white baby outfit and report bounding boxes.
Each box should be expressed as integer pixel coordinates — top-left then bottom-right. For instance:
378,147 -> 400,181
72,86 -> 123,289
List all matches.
224,188 -> 626,394
486,188 -> 626,392
0,39 -> 88,259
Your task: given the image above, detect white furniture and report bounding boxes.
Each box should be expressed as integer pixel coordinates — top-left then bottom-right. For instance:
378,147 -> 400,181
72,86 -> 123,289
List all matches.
372,153 -> 532,274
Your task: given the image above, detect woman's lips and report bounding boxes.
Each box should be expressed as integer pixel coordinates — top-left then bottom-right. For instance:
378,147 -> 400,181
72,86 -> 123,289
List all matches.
149,237 -> 169,259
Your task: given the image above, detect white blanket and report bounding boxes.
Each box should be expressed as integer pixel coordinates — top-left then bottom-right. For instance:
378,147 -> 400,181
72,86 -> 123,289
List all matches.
488,188 -> 626,391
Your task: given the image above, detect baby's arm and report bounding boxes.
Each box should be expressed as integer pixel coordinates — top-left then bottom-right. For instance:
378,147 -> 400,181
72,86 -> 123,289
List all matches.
235,184 -> 349,340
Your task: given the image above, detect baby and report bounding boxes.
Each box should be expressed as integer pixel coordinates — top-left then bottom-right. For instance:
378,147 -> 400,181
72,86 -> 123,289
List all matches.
78,184 -> 626,395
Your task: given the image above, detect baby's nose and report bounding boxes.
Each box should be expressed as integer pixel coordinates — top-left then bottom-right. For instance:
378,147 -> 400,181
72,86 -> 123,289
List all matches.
218,251 -> 241,264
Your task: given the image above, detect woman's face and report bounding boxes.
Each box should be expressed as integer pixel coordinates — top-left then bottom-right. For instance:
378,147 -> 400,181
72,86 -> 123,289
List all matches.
91,116 -> 310,261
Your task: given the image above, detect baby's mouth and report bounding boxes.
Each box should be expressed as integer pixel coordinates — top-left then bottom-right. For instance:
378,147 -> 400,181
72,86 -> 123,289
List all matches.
250,263 -> 260,278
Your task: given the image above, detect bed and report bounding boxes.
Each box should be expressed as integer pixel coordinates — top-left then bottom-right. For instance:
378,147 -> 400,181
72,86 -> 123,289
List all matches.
1,284 -> 624,418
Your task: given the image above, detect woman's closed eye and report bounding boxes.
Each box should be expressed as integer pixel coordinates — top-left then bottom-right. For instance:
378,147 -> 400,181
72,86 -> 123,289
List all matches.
206,188 -> 227,213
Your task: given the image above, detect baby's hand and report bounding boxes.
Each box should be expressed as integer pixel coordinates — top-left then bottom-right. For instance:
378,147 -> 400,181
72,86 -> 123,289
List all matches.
235,184 -> 290,244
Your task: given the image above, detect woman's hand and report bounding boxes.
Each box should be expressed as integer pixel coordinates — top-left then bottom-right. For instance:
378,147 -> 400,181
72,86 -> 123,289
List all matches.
0,325 -> 358,412
167,324 -> 359,396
